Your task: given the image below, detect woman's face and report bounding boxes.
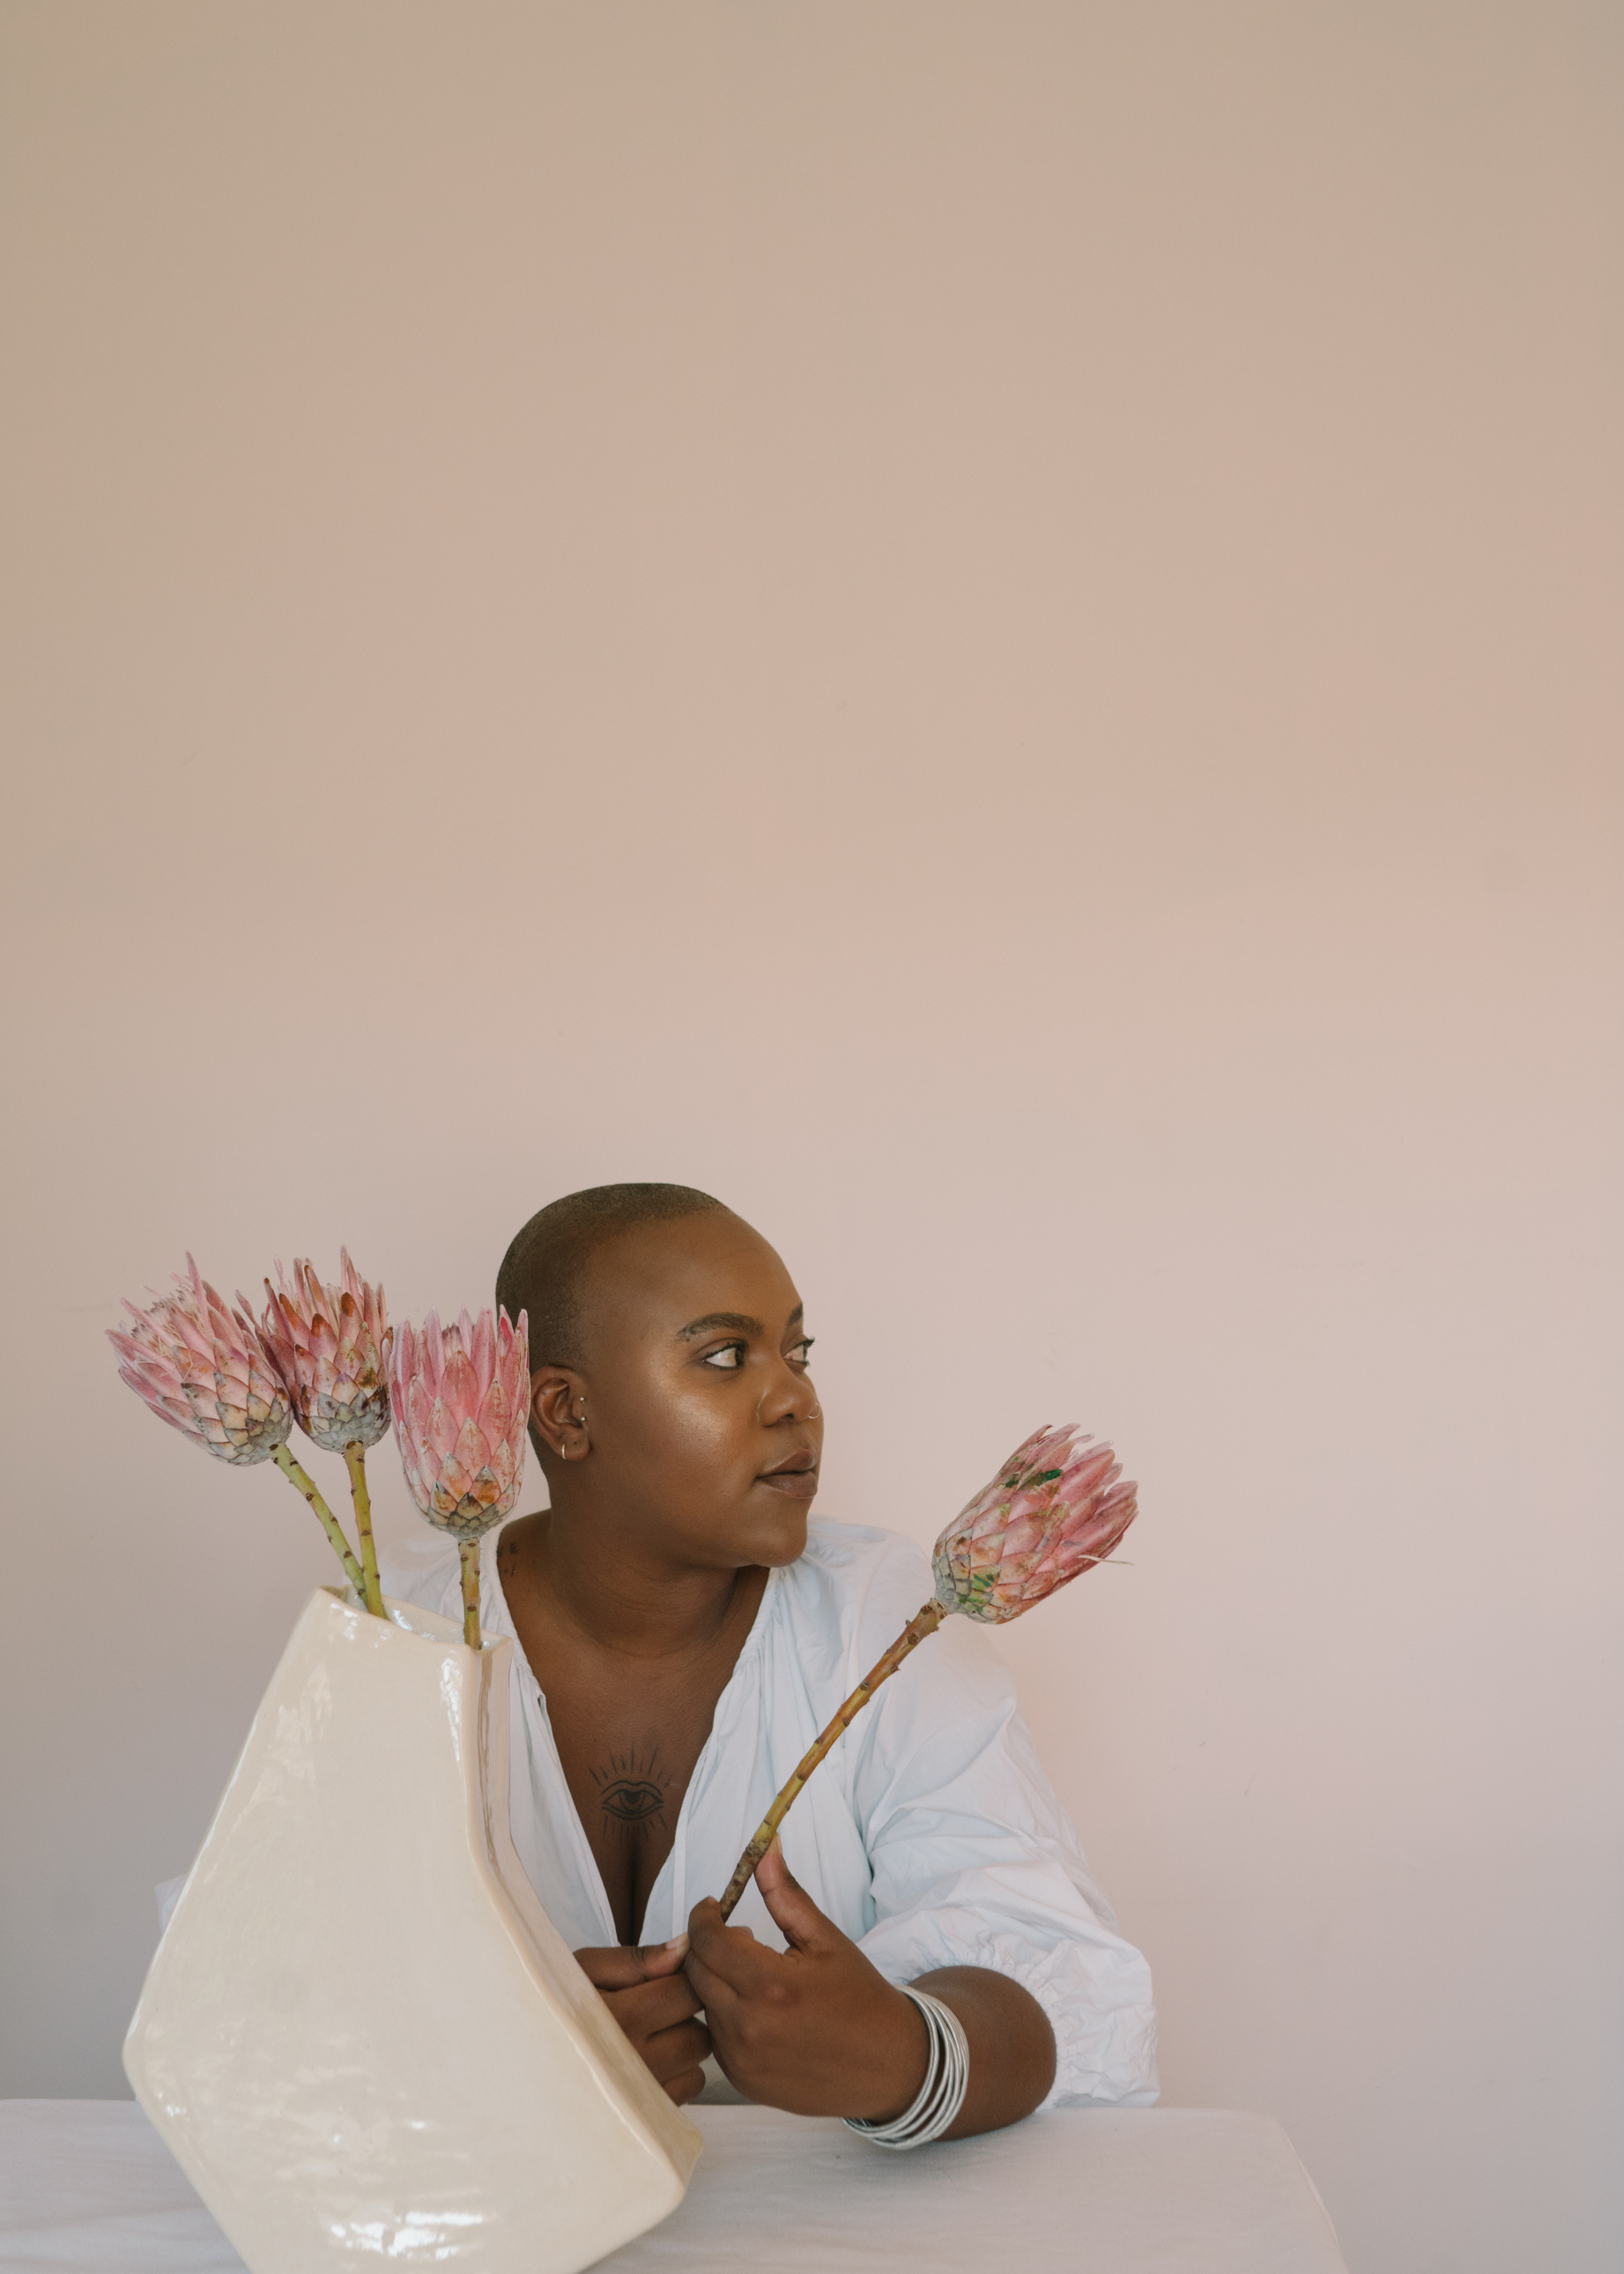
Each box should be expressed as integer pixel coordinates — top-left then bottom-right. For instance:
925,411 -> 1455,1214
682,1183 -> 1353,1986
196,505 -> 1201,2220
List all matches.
548,1211 -> 822,1573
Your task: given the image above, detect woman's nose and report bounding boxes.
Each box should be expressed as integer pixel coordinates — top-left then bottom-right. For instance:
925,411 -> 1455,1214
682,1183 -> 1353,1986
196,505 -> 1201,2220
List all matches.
759,1358 -> 819,1424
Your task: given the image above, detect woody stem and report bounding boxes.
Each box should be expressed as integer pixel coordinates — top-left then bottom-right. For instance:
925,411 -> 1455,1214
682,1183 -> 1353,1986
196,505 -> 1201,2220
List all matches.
343,1443 -> 386,1618
460,1539 -> 482,1649
271,1444 -> 367,1598
716,1597 -> 946,1920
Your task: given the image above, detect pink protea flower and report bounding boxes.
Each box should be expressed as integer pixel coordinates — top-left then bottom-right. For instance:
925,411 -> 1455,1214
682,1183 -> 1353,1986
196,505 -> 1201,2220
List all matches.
255,1251 -> 392,1453
389,1307 -> 530,1539
931,1423 -> 1138,1623
108,1257 -> 292,1466
390,1306 -> 529,1652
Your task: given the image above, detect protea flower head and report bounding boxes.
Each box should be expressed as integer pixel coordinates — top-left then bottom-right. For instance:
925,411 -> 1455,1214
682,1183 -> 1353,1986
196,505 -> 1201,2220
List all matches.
931,1423 -> 1137,1624
389,1306 -> 529,1542
255,1250 -> 392,1453
108,1257 -> 292,1466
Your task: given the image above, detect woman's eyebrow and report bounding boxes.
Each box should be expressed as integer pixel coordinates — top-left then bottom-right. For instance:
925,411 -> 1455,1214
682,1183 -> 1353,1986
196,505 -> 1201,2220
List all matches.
676,1303 -> 805,1342
677,1311 -> 764,1341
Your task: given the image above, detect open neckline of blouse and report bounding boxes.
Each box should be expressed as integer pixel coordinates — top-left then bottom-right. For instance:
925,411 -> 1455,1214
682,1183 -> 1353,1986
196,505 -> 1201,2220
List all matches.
486,1531 -> 788,1944
484,1523 -> 788,1703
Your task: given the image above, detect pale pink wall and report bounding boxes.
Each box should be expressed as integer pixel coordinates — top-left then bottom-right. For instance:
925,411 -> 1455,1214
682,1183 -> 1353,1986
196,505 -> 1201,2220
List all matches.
2,6 -> 1620,2269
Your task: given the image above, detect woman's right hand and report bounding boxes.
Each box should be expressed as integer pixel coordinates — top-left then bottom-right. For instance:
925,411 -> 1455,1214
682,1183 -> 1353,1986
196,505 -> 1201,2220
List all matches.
573,1936 -> 711,2105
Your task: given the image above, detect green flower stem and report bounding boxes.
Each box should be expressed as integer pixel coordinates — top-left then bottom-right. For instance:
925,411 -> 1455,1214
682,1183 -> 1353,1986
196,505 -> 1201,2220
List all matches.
343,1443 -> 386,1618
459,1540 -> 482,1650
716,1596 -> 947,1920
271,1443 -> 367,1598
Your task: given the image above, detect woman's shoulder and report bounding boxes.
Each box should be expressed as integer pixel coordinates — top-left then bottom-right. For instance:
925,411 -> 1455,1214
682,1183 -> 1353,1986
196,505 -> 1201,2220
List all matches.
780,1517 -> 1017,1746
794,1514 -> 932,1588
782,1517 -> 938,1659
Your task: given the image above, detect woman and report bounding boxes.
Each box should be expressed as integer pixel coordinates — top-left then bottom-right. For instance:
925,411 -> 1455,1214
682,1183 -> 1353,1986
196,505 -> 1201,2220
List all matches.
381,1183 -> 1156,2144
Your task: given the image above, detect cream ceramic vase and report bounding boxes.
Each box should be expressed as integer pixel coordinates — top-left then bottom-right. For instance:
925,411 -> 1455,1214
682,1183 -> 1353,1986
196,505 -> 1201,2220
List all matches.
124,1587 -> 702,2274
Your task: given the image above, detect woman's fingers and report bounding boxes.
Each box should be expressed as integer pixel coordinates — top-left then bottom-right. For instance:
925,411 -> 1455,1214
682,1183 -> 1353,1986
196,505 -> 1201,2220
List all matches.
644,2015 -> 713,2089
575,1937 -> 690,1991
572,1940 -> 719,2100
663,2063 -> 708,2107
612,1972 -> 706,2035
752,1838 -> 844,1956
679,1949 -> 737,2018
684,1898 -> 775,2005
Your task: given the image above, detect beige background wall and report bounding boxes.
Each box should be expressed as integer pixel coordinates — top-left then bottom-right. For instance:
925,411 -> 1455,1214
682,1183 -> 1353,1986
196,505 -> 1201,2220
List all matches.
2,5 -> 1620,2269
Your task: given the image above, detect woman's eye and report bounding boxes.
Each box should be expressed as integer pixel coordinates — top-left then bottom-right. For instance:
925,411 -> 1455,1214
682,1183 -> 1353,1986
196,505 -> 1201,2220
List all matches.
701,1342 -> 745,1371
789,1337 -> 815,1366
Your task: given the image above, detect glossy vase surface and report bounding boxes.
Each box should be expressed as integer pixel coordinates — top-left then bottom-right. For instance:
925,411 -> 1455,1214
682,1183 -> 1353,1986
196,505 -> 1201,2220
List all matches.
124,1587 -> 702,2274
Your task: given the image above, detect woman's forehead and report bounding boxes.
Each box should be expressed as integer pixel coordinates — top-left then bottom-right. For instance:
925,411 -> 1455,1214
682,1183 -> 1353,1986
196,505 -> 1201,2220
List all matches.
582,1212 -> 800,1340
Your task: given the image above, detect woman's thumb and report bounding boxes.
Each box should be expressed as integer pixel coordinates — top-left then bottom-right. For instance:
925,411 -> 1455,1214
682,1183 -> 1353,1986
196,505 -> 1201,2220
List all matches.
753,1836 -> 834,1951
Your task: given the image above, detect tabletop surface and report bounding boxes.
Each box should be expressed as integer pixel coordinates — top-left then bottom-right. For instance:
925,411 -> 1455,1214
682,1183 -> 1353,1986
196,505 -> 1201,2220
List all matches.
0,2098 -> 1348,2274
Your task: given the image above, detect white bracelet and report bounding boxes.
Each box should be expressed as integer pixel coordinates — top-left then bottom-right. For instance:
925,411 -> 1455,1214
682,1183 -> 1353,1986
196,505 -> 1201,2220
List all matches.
842,1989 -> 970,2150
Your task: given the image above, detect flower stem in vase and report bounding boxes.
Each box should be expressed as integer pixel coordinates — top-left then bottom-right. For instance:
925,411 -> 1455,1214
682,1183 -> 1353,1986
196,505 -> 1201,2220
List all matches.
458,1540 -> 482,1649
271,1443 -> 368,1599
343,1443 -> 386,1617
717,1597 -> 946,1919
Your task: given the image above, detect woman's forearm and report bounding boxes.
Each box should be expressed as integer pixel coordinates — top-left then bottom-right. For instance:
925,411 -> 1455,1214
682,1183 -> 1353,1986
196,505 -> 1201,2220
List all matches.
909,1965 -> 1057,2137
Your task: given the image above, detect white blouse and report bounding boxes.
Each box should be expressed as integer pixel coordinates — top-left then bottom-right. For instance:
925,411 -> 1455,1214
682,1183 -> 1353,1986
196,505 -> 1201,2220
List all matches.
378,1515 -> 1158,2110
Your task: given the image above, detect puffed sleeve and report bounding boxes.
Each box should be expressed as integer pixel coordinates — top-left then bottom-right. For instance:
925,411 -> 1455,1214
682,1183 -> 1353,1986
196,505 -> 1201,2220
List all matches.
844,1541 -> 1158,2110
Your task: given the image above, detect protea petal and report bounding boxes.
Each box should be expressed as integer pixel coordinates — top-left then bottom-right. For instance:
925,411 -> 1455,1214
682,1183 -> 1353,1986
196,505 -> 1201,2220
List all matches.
931,1422 -> 1137,1623
389,1304 -> 530,1542
466,1308 -> 496,1399
473,1367 -> 514,1450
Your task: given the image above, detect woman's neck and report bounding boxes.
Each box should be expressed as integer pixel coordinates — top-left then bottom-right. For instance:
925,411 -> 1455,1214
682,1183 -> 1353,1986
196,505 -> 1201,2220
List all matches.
501,1507 -> 764,1664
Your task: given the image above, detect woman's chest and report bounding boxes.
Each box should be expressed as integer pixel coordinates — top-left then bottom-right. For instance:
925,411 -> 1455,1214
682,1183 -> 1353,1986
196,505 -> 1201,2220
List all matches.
498,1557 -> 775,1944
540,1676 -> 727,1943
503,1620 -> 879,1954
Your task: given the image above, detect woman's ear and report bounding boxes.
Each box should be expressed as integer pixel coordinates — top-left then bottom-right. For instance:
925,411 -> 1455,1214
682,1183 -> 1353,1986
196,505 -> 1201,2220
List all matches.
530,1367 -> 590,1463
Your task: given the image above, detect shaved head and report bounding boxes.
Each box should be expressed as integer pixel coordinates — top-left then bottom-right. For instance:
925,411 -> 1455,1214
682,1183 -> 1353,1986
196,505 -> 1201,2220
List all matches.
496,1184 -> 730,1379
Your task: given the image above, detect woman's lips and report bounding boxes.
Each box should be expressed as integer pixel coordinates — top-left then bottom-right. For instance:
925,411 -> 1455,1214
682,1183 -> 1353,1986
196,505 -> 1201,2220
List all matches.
757,1462 -> 819,1500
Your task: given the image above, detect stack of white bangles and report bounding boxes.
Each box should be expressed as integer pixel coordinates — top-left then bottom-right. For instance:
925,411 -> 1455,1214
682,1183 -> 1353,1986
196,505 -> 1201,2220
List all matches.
842,1988 -> 971,2151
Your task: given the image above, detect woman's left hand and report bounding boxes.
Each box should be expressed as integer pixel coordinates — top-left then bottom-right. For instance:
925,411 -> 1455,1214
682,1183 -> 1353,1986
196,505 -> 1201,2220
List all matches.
683,1839 -> 929,2120
685,1837 -> 1058,2133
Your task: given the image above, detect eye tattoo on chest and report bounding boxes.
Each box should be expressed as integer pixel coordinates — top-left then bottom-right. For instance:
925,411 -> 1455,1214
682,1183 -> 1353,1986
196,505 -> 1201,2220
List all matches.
590,1748 -> 674,1836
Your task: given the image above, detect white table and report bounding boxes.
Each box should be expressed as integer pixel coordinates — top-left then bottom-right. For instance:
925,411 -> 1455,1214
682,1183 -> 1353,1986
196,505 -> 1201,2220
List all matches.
0,2099 -> 1347,2273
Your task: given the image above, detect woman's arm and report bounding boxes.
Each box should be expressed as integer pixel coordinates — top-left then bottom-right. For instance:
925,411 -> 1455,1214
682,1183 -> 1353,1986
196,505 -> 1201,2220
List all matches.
908,1961 -> 1057,2138
682,1839 -> 1055,2136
